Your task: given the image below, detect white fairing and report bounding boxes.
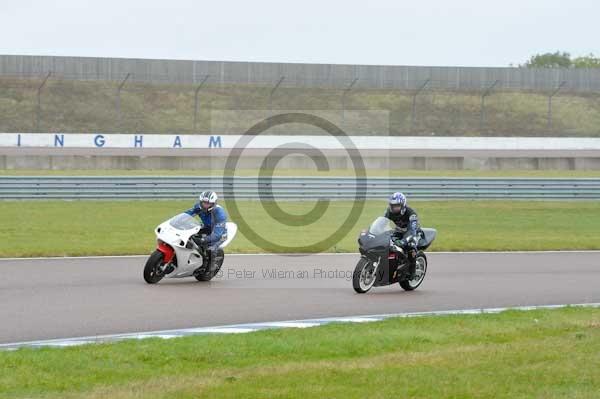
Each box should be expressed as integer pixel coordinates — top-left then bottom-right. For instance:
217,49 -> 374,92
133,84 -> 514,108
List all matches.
219,222 -> 237,248
154,213 -> 237,279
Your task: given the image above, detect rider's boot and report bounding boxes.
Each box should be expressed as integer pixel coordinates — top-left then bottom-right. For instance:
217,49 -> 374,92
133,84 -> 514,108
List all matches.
407,259 -> 417,280
192,248 -> 211,277
203,248 -> 213,269
406,245 -> 418,279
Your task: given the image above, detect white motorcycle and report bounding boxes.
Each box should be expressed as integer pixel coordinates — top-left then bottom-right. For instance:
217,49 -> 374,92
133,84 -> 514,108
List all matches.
143,213 -> 238,284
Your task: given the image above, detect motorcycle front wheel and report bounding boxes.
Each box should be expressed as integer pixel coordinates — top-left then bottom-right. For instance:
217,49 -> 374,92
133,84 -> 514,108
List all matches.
143,250 -> 165,284
353,257 -> 378,293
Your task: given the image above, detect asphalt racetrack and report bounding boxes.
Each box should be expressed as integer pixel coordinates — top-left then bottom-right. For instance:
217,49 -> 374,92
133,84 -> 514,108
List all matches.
1,252 -> 599,344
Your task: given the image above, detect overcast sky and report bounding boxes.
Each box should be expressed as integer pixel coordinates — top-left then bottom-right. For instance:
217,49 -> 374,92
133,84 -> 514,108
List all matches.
1,0 -> 598,67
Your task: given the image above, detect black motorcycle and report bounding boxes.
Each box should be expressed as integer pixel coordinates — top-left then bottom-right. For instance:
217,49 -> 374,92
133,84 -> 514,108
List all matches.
353,217 -> 437,293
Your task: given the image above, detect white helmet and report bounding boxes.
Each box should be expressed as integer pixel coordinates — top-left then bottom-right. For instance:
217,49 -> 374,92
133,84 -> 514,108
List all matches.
389,192 -> 407,214
198,191 -> 218,210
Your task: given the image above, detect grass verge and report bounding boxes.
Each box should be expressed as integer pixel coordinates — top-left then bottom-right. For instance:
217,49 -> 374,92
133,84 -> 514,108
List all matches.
2,200 -> 600,257
1,307 -> 599,398
2,77 -> 600,136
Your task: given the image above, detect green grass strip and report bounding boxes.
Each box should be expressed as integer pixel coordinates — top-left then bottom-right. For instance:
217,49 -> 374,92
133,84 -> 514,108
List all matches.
1,307 -> 599,398
2,200 -> 600,257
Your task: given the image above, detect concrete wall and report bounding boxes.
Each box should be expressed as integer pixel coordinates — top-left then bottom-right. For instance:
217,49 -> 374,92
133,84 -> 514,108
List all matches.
3,133 -> 600,170
3,151 -> 600,170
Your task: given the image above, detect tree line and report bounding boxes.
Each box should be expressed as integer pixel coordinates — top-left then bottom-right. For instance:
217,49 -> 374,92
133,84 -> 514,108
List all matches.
522,51 -> 600,68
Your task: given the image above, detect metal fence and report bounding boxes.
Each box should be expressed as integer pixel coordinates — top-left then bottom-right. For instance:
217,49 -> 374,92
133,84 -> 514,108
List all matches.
1,76 -> 599,136
2,55 -> 600,91
2,176 -> 599,200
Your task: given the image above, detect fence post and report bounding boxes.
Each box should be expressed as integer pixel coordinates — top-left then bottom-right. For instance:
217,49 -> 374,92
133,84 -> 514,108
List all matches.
269,76 -> 285,113
193,74 -> 210,131
411,78 -> 430,132
548,81 -> 566,129
115,73 -> 131,130
341,78 -> 358,128
36,71 -> 52,132
479,80 -> 500,132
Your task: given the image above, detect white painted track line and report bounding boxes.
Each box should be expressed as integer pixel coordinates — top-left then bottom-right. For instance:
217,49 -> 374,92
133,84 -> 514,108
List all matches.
2,302 -> 598,351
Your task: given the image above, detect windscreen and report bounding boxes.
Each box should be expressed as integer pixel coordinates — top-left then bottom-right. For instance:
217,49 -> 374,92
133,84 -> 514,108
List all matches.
169,213 -> 201,230
368,217 -> 396,235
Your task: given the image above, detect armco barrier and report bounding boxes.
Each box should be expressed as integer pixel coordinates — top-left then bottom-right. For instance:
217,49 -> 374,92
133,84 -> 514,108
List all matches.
1,176 -> 600,200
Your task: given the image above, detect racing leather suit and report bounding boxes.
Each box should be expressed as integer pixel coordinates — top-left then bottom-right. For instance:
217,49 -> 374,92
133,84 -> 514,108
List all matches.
185,203 -> 228,267
384,205 -> 421,278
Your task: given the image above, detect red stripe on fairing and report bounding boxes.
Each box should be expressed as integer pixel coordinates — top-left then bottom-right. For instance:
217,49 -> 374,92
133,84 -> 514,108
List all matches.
157,242 -> 175,264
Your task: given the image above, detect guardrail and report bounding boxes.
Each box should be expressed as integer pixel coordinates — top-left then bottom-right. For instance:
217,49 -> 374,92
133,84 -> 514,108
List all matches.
2,176 -> 600,200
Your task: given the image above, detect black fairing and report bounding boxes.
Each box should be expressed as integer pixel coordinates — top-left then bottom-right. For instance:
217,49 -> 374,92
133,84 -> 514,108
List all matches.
358,230 -> 398,286
417,228 -> 437,251
358,230 -> 392,253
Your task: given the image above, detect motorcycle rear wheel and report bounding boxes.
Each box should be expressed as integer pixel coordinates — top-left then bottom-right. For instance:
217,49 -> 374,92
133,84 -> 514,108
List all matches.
399,252 -> 427,291
195,249 -> 225,282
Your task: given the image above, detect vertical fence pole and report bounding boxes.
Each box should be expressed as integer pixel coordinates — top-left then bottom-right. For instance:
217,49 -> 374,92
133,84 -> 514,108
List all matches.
411,78 -> 430,132
548,81 -> 566,130
341,78 -> 358,128
269,76 -> 285,113
479,79 -> 500,132
193,74 -> 210,131
36,71 -> 52,132
115,73 -> 131,130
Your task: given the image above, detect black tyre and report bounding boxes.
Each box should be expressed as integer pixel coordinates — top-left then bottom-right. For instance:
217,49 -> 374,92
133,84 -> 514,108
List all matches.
195,249 -> 224,282
399,252 -> 427,291
353,257 -> 378,293
143,250 -> 165,284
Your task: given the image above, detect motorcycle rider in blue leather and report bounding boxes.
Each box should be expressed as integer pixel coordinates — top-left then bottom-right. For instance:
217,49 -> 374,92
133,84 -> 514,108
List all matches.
185,191 -> 228,268
385,192 -> 421,280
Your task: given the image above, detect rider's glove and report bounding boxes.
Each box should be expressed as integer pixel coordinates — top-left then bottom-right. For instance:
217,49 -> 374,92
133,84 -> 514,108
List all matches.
193,235 -> 208,247
407,235 -> 419,247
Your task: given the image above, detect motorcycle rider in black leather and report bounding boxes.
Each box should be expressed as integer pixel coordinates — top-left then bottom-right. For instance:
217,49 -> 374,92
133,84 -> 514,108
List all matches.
385,192 -> 421,280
